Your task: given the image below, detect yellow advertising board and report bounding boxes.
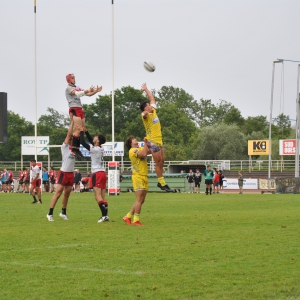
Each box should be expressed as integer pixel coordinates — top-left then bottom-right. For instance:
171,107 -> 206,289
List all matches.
248,140 -> 269,155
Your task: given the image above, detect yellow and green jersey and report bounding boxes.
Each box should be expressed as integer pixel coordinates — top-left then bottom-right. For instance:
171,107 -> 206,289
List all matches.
142,107 -> 163,146
129,147 -> 148,176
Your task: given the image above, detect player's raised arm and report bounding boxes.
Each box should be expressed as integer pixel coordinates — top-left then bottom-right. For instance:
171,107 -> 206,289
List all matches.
141,83 -> 155,105
64,120 -> 74,144
137,138 -> 149,158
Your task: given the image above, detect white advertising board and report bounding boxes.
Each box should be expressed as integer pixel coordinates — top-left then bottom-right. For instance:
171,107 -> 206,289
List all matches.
21,136 -> 49,156
222,178 -> 258,189
279,139 -> 298,155
80,142 -> 124,157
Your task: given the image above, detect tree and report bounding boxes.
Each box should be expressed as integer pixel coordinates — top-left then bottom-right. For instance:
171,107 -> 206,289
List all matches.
243,115 -> 269,136
271,113 -> 292,139
193,123 -> 247,160
223,107 -> 244,127
195,98 -> 238,127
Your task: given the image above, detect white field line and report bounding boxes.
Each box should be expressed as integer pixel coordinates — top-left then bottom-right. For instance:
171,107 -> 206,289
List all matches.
0,244 -> 89,253
0,261 -> 144,275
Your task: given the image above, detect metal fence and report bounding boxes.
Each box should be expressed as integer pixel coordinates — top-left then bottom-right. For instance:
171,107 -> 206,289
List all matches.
0,159 -> 298,172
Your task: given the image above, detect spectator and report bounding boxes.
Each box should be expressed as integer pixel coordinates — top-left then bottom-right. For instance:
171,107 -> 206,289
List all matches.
42,167 -> 50,192
74,169 -> 82,193
48,166 -> 56,193
186,169 -> 195,193
219,170 -> 224,192
238,171 -> 244,194
194,168 -> 202,194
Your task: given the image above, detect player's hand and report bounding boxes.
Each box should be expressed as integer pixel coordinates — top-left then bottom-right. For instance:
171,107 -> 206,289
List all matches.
95,86 -> 102,93
142,111 -> 148,118
143,137 -> 148,144
141,83 -> 147,91
89,85 -> 95,92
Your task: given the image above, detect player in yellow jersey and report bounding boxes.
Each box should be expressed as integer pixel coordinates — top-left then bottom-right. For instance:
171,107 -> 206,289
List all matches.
140,83 -> 173,192
123,136 -> 150,226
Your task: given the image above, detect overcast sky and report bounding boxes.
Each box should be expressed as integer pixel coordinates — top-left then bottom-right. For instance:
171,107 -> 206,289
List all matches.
1,0 -> 300,124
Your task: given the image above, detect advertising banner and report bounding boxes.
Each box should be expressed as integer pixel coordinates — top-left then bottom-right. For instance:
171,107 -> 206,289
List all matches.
223,178 -> 258,189
108,161 -> 120,196
258,179 -> 276,190
80,142 -> 124,157
279,139 -> 297,155
248,140 -> 269,155
21,136 -> 49,156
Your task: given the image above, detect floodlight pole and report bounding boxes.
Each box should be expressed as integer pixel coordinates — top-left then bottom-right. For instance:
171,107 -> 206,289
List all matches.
111,0 -> 115,161
295,64 -> 300,177
268,60 -> 283,190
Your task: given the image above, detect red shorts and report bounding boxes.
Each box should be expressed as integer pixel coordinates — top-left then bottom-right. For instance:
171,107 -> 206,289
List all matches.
69,107 -> 85,119
57,171 -> 74,187
31,179 -> 41,188
91,171 -> 106,189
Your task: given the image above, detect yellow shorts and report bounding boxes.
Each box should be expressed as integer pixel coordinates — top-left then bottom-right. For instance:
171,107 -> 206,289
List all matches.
132,174 -> 148,191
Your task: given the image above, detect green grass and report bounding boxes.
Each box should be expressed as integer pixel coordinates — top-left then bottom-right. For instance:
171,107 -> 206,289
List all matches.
0,192 -> 299,300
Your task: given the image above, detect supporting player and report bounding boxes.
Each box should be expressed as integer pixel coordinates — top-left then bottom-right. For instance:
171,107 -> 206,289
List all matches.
204,165 -> 214,195
30,160 -> 42,204
79,126 -> 109,223
123,136 -> 150,226
46,120 -> 75,221
140,83 -> 173,192
65,73 -> 102,157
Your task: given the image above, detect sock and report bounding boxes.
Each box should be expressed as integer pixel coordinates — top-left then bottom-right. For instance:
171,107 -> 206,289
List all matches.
39,199 -> 42,202
62,208 -> 67,215
206,188 -> 208,194
133,213 -> 140,223
104,201 -> 108,215
210,188 -> 212,194
98,201 -> 106,216
158,177 -> 166,186
126,212 -> 133,219
72,135 -> 80,151
48,208 -> 54,215
33,196 -> 37,201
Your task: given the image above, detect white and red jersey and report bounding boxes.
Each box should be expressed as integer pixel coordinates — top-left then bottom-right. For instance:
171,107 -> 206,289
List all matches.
60,143 -> 75,172
31,165 -> 40,180
24,170 -> 30,181
48,170 -> 56,181
8,171 -> 13,181
90,145 -> 105,174
19,171 -> 24,180
65,85 -> 84,108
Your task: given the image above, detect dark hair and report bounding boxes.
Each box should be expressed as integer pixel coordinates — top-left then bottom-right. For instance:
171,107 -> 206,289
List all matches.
31,159 -> 36,163
125,136 -> 134,151
98,134 -> 106,145
140,101 -> 149,112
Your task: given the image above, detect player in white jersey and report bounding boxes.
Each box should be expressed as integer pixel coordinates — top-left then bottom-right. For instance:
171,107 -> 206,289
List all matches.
65,73 -> 102,158
30,159 -> 42,204
46,120 -> 75,221
79,126 -> 108,223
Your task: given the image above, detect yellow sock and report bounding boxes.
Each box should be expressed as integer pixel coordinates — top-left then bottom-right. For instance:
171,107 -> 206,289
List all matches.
133,213 -> 140,223
158,177 -> 166,186
126,212 -> 132,219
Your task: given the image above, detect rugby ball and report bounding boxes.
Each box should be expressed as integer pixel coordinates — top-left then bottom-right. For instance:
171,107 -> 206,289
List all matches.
144,61 -> 156,72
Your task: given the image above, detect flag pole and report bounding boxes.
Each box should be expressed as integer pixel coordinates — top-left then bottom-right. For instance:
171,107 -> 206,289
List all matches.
34,0 -> 37,160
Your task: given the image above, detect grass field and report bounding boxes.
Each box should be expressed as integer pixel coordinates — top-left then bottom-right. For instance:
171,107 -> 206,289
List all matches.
0,191 -> 299,300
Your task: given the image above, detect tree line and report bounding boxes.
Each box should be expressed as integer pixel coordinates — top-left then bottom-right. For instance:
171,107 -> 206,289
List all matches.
0,85 -> 294,162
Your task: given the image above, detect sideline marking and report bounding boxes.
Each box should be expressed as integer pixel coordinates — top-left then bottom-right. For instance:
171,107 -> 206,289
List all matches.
0,244 -> 89,253
0,261 -> 144,275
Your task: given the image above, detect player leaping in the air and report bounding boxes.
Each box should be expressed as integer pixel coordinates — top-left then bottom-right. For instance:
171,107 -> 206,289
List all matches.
65,73 -> 102,157
140,83 -> 173,192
